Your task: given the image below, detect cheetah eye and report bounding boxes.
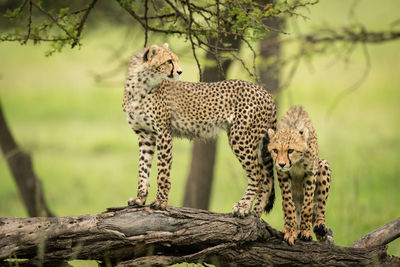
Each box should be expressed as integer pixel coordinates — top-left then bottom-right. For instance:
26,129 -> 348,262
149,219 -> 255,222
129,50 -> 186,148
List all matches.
287,149 -> 294,154
167,59 -> 173,64
272,149 -> 278,154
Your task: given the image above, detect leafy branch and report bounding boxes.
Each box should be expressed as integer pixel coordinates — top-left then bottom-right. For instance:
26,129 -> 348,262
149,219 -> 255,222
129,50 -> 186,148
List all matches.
1,0 -> 400,83
2,0 -> 317,75
1,0 -> 99,55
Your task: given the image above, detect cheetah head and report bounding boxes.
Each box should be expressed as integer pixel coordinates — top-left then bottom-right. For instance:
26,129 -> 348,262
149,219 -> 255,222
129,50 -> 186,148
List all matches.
267,127 -> 309,172
140,43 -> 182,86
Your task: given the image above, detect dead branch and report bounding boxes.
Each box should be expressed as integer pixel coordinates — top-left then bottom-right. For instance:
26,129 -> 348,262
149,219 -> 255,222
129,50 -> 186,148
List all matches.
71,0 -> 99,48
302,28 -> 400,44
0,206 -> 399,266
0,101 -> 53,217
352,217 -> 400,248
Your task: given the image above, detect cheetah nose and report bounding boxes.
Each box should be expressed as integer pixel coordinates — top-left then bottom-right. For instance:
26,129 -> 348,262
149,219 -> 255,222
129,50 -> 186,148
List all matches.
177,70 -> 182,75
278,163 -> 286,168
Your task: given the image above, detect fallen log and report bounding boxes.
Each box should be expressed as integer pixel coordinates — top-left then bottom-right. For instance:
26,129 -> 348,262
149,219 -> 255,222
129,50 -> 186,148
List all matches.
0,206 -> 399,266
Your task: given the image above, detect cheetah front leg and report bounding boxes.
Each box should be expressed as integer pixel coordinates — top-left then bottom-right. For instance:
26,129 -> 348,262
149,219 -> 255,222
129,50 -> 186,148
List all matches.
298,170 -> 317,242
277,170 -> 298,245
150,130 -> 173,210
313,158 -> 333,243
128,132 -> 156,206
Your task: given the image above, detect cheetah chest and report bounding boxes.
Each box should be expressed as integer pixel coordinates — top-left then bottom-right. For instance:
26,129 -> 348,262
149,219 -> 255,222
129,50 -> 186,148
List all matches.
289,164 -> 307,224
125,97 -> 155,132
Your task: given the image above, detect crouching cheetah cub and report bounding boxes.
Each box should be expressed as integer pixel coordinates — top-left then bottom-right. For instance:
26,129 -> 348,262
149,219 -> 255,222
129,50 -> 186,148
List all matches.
267,106 -> 333,245
122,43 -> 277,217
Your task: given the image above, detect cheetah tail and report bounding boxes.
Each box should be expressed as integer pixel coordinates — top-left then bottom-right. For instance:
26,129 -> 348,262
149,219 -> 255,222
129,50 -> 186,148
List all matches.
264,184 -> 275,214
260,134 -> 276,214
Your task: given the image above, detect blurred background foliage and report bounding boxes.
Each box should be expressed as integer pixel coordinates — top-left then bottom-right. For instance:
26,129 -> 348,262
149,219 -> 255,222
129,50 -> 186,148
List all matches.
0,0 -> 399,263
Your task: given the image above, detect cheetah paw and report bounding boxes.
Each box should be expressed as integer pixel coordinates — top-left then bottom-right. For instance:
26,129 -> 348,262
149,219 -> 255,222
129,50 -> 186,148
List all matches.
298,229 -> 313,242
150,199 -> 168,210
314,224 -> 334,244
127,197 -> 146,206
282,226 -> 297,246
232,201 -> 251,218
313,223 -> 328,237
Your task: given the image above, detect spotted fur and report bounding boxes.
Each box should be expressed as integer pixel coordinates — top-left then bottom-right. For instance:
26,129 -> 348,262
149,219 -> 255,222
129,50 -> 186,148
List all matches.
122,44 -> 277,217
267,106 -> 333,245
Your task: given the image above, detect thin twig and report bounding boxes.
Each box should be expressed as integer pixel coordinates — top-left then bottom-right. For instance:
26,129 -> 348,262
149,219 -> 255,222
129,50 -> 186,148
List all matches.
138,13 -> 176,20
10,0 -> 29,18
235,0 -> 287,34
348,0 -> 361,24
303,28 -> 400,44
24,0 -> 32,44
144,0 -> 149,47
72,0 -> 99,48
115,0 -> 183,35
31,1 -> 78,43
214,0 -> 225,80
326,43 -> 371,117
165,0 -> 189,23
243,38 -> 260,84
231,53 -> 256,79
279,54 -> 301,91
185,0 -> 202,81
0,36 -> 71,42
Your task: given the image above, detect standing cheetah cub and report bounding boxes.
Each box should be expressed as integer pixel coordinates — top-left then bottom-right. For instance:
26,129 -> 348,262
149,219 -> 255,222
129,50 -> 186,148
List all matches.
122,44 -> 277,217
267,106 -> 333,245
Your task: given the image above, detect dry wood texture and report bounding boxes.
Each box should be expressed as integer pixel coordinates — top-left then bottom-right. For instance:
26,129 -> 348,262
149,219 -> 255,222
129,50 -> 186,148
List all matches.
0,206 -> 399,266
352,217 -> 400,249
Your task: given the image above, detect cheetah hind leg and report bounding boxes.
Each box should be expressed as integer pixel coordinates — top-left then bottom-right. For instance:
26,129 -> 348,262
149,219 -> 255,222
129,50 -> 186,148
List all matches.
252,152 -> 275,217
229,128 -> 263,218
231,160 -> 261,217
313,158 -> 334,244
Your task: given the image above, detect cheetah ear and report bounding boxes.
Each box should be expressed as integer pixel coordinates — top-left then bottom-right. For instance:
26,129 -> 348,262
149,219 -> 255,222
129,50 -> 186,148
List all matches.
162,43 -> 169,49
299,127 -> 309,141
267,128 -> 275,139
143,45 -> 158,62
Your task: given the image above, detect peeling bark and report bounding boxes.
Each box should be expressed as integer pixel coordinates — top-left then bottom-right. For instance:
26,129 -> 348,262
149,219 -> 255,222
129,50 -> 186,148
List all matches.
1,206 -> 398,266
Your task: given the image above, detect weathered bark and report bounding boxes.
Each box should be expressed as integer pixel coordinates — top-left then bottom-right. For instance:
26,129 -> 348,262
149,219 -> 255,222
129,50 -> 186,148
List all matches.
183,36 -> 241,210
0,100 -> 54,217
0,206 -> 399,266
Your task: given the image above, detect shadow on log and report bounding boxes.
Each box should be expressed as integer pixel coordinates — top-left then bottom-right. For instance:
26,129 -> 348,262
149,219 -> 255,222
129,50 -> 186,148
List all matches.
0,206 -> 399,266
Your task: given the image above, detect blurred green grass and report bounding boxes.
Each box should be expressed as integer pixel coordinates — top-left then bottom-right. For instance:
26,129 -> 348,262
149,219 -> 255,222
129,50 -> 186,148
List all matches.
0,0 -> 399,263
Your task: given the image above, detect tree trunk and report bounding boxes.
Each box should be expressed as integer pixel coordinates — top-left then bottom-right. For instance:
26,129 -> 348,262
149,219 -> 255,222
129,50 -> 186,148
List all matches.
183,37 -> 241,210
258,0 -> 283,96
0,206 -> 398,266
183,139 -> 217,209
0,100 -> 54,217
